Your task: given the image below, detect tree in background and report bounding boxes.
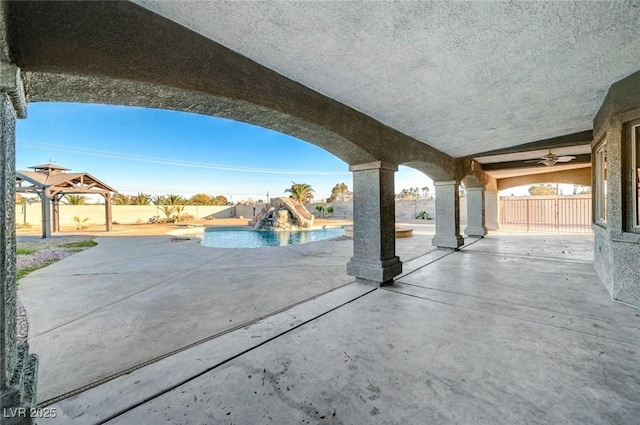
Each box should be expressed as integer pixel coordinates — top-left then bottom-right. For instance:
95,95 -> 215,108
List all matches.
327,183 -> 352,202
63,194 -> 88,205
164,194 -> 185,205
528,184 -> 558,196
152,195 -> 166,206
212,195 -> 229,205
285,182 -> 315,204
113,193 -> 130,205
16,193 -> 24,204
130,192 -> 152,205
396,187 -> 420,199
190,193 -> 213,205
421,186 -> 430,199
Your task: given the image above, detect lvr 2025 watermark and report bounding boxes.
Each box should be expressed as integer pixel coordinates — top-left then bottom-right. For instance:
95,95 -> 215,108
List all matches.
3,407 -> 58,419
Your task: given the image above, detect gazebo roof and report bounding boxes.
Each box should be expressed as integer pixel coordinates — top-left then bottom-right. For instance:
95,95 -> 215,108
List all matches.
28,163 -> 71,172
16,164 -> 116,194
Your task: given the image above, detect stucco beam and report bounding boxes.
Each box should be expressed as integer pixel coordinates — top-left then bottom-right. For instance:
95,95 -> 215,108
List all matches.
481,154 -> 591,171
469,130 -> 593,158
497,167 -> 592,192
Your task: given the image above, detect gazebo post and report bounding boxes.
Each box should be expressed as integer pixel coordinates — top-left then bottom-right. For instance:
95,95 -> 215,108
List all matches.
105,192 -> 113,232
40,188 -> 52,238
52,193 -> 60,233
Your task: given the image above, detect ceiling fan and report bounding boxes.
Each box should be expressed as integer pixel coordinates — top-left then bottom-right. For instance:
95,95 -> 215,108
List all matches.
525,151 -> 576,166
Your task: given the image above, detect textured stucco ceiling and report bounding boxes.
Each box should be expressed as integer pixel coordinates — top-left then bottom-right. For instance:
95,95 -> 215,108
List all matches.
133,1 -> 640,158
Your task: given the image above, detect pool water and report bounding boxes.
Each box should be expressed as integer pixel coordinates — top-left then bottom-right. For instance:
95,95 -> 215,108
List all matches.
201,227 -> 345,248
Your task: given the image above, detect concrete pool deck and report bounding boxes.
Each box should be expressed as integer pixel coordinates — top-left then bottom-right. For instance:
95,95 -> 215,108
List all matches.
18,223 -> 437,403
19,229 -> 640,424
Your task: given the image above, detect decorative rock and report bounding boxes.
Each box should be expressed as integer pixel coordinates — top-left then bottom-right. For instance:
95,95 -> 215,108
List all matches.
251,197 -> 314,231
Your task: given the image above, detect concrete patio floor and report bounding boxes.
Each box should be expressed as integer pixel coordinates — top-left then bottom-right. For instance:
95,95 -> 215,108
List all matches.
23,231 -> 640,424
18,224 -> 437,404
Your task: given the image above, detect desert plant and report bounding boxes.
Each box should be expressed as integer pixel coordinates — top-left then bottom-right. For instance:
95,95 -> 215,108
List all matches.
160,205 -> 176,221
415,210 -> 432,220
73,216 -> 91,230
327,206 -> 334,217
174,205 -> 186,222
178,212 -> 195,222
315,205 -> 325,217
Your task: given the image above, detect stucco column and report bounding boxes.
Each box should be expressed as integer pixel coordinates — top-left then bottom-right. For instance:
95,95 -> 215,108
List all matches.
432,181 -> 464,249
347,161 -> 402,285
0,65 -> 38,424
465,187 -> 487,237
485,190 -> 499,230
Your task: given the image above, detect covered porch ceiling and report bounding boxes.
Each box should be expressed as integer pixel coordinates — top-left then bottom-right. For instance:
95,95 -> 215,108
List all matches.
134,1 -> 639,164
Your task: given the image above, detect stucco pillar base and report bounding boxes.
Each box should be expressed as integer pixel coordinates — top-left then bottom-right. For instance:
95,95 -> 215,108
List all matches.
1,344 -> 39,425
465,187 -> 488,237
433,181 -> 464,249
347,257 -> 402,286
1,64 -> 38,424
431,235 -> 465,249
485,190 -> 499,231
347,161 -> 402,285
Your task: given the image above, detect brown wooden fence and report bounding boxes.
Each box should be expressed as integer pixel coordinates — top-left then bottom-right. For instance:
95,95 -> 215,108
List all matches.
499,195 -> 592,233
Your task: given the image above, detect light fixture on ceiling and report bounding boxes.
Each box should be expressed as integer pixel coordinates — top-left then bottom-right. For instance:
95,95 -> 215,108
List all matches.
525,151 -> 576,166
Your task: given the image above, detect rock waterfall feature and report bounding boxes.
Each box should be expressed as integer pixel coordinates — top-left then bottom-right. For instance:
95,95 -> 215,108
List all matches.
251,198 -> 314,231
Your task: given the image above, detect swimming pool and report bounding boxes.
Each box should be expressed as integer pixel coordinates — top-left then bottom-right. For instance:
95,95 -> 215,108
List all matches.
200,227 -> 345,248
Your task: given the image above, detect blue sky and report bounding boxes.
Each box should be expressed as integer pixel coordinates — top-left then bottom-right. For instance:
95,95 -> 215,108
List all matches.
16,103 -> 434,202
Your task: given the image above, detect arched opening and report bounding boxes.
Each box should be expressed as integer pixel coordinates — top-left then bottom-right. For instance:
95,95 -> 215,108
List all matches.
15,102 -> 365,405
4,0 -> 461,413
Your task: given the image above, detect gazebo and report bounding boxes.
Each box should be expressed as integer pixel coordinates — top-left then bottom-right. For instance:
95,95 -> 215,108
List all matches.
15,163 -> 116,238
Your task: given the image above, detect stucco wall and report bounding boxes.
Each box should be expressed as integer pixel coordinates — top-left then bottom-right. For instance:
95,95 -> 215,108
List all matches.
15,204 -> 235,227
591,70 -> 640,307
308,198 -> 468,223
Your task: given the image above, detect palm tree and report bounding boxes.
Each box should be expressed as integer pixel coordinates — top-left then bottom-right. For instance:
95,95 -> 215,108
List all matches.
113,193 -> 130,205
130,192 -> 152,205
285,182 -> 314,204
165,194 -> 185,205
63,194 -> 88,205
152,195 -> 166,206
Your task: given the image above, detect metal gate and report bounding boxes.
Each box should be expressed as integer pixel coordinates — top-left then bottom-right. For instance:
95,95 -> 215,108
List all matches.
499,195 -> 592,233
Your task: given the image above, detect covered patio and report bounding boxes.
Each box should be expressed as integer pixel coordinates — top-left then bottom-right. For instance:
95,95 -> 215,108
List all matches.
28,232 -> 638,424
1,2 -> 639,424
